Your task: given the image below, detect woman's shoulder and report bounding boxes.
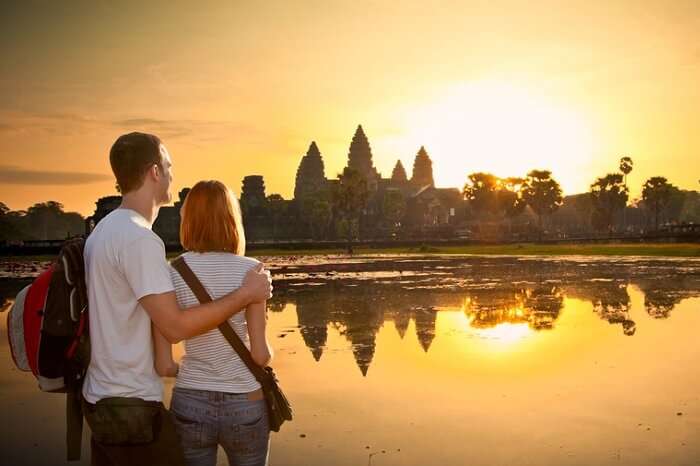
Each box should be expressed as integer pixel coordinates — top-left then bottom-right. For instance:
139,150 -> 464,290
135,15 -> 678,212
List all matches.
181,251 -> 260,271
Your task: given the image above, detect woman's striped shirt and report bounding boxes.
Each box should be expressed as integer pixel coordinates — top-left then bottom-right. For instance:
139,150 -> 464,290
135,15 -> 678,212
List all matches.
170,251 -> 262,393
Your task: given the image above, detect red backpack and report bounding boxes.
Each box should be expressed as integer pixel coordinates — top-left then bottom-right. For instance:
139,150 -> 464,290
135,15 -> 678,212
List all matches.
6,237 -> 89,461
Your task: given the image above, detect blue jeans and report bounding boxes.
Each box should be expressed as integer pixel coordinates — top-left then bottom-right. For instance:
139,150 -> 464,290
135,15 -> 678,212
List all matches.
170,387 -> 270,466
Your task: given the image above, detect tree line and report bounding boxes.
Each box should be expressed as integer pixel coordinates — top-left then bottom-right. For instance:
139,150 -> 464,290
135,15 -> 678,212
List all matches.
0,201 -> 85,241
461,157 -> 697,237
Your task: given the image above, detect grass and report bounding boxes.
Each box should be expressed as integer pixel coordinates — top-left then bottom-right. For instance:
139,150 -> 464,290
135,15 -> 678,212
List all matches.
2,243 -> 698,262
245,242 -> 700,258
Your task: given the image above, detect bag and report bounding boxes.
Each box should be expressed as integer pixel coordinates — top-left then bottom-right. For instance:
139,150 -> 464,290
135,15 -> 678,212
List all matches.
171,256 -> 293,432
5,237 -> 90,460
82,397 -> 161,445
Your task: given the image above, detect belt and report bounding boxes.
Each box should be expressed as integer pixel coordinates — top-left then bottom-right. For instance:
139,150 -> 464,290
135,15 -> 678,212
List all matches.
174,386 -> 265,402
246,388 -> 264,401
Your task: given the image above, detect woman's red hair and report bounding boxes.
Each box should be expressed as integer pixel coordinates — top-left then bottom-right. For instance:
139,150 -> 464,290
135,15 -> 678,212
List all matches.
179,180 -> 246,254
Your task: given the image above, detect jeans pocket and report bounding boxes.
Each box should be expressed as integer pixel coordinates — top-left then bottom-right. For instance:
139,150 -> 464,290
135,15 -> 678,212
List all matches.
170,393 -> 204,449
226,400 -> 269,438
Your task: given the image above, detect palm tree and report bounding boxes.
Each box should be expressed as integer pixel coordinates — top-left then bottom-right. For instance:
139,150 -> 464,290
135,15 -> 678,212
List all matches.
642,176 -> 674,231
266,194 -> 287,241
619,157 -> 633,186
522,170 -> 563,240
463,172 -> 500,218
498,177 -> 526,236
332,168 -> 368,253
382,190 -> 406,238
619,156 -> 633,233
590,173 -> 629,234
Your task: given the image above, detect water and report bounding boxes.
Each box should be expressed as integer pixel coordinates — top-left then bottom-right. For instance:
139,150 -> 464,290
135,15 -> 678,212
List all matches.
1,255 -> 699,465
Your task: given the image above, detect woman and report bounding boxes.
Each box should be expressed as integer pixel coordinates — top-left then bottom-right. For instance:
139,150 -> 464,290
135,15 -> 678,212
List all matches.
153,180 -> 273,466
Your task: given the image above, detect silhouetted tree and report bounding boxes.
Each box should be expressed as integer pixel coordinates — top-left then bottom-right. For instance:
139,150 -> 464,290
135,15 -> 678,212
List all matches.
25,201 -> 83,240
308,197 -> 332,239
463,172 -> 500,218
522,170 -> 563,238
590,173 -> 629,234
382,189 -> 406,236
619,156 -> 633,231
333,168 -> 368,253
642,176 -> 675,230
498,177 -> 526,219
266,194 -> 287,240
619,157 -> 633,185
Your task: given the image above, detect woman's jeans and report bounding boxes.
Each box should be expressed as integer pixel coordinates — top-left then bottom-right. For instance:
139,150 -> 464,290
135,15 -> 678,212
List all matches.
170,387 -> 270,466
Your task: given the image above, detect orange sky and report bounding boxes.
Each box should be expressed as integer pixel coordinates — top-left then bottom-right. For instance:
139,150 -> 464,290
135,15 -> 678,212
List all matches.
1,1 -> 699,216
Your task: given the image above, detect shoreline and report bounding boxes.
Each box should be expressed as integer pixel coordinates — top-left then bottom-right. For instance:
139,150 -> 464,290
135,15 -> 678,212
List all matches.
246,242 -> 700,258
0,242 -> 698,262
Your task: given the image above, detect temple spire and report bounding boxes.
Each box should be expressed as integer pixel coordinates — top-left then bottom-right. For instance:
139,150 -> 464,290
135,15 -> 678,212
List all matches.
391,160 -> 408,183
294,141 -> 326,200
411,146 -> 434,188
346,124 -> 379,183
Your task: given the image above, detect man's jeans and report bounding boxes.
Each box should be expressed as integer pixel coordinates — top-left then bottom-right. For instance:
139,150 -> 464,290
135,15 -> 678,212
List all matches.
170,387 -> 270,466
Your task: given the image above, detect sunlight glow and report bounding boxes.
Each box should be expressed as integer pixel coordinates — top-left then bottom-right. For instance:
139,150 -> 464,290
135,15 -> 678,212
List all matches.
403,81 -> 595,191
473,322 -> 532,346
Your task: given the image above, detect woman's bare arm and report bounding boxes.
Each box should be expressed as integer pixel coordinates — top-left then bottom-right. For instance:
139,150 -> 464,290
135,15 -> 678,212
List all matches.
246,300 -> 272,367
152,324 -> 179,377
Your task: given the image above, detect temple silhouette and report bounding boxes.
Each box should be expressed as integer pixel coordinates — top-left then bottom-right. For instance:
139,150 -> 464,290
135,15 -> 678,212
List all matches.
86,124 -> 464,244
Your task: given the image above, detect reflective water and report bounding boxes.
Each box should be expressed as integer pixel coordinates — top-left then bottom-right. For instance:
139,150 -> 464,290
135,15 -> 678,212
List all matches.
1,255 -> 699,465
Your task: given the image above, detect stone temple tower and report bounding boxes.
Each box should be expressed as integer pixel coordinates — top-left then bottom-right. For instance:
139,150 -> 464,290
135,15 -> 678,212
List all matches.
294,141 -> 327,200
410,146 -> 434,188
346,124 -> 380,190
391,160 -> 408,184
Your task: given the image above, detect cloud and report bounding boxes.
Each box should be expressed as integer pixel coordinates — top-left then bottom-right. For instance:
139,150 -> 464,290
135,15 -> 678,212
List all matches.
0,165 -> 112,185
113,118 -> 169,126
112,117 -> 192,139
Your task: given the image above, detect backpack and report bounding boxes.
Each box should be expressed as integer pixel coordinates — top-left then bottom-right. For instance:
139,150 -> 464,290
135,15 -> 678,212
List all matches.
6,237 -> 90,461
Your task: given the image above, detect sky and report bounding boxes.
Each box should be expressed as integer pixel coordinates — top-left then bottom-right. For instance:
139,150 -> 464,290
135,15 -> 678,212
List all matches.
1,0 -> 699,216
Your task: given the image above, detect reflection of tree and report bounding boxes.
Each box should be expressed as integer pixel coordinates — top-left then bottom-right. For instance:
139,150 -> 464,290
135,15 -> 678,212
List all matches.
267,298 -> 286,313
642,291 -> 675,319
635,276 -> 699,320
462,286 -> 563,331
574,281 -> 636,336
277,260 -> 699,374
524,286 -> 563,330
561,281 -> 628,334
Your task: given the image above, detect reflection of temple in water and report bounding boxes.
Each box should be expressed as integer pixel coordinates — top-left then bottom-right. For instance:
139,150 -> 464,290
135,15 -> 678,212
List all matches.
292,288 -> 442,375
272,258 -> 700,375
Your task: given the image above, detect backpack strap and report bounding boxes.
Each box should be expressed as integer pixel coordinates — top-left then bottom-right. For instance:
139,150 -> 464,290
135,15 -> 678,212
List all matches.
170,256 -> 267,383
66,384 -> 83,460
60,237 -> 88,461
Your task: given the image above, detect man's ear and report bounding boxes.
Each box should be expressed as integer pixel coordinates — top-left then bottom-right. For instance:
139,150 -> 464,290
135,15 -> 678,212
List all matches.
148,163 -> 161,182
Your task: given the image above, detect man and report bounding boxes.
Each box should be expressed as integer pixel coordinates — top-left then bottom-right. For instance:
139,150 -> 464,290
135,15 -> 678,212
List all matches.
82,132 -> 272,465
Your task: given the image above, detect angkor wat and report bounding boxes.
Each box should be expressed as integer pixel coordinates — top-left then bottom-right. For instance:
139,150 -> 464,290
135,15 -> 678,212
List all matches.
86,124 -> 465,245
84,124 -> 700,246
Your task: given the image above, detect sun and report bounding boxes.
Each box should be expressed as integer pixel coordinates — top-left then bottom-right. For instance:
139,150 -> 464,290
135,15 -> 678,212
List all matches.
400,81 -> 595,193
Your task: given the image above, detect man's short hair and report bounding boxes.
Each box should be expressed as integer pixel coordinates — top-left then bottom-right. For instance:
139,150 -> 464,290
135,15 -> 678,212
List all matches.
109,132 -> 163,194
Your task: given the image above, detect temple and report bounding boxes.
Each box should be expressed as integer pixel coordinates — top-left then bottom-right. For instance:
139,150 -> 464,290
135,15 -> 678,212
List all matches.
86,124 -> 466,243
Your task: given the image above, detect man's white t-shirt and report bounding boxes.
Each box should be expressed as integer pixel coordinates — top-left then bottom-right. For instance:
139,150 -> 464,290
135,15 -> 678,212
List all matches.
82,208 -> 174,404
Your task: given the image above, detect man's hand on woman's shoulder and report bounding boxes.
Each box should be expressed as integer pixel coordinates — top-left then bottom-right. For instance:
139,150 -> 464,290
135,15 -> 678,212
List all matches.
242,263 -> 273,303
